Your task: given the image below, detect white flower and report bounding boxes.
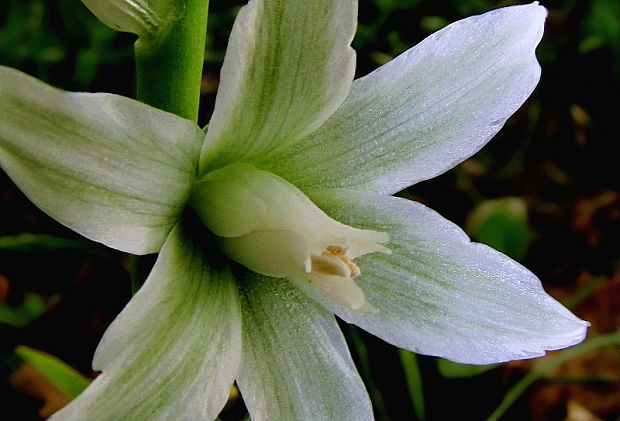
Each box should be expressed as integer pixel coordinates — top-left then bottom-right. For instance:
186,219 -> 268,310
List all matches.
0,1 -> 588,420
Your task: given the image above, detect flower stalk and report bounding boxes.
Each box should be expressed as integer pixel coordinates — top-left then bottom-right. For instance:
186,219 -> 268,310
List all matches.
134,0 -> 209,121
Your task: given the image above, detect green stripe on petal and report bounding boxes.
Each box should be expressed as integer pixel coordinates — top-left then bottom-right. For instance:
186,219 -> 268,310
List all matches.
261,4 -> 546,194
80,0 -> 178,38
0,67 -> 204,255
191,163 -> 388,311
237,274 -> 373,421
199,0 -> 357,172
304,189 -> 588,365
49,222 -> 242,421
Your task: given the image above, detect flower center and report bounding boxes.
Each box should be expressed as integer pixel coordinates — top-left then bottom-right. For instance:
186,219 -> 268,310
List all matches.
190,162 -> 390,311
310,245 -> 360,279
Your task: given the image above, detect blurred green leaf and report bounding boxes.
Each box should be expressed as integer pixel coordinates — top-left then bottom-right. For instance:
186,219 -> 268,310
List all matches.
448,0 -> 492,15
486,330 -> 620,421
466,197 -> 532,260
562,277 -> 606,310
346,327 -> 389,420
0,0 -> 131,89
0,293 -> 45,327
0,233 -> 105,255
15,346 -> 90,399
436,358 -> 498,379
375,0 -> 422,12
580,0 -> 620,57
0,0 -> 65,68
419,16 -> 448,33
399,350 -> 425,421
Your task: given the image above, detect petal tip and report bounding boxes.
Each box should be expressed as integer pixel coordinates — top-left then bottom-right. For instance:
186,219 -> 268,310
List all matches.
535,316 -> 590,356
517,2 -> 548,23
564,317 -> 590,344
495,2 -> 547,33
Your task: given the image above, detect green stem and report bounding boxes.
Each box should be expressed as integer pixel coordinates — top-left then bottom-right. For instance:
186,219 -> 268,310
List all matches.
486,330 -> 620,421
399,350 -> 426,421
346,326 -> 389,420
134,0 -> 210,122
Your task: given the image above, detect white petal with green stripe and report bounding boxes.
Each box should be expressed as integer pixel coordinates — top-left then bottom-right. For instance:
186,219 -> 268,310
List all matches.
0,67 -> 203,255
80,0 -> 179,38
237,274 -> 373,421
49,223 -> 242,421
303,189 -> 588,364
261,4 -> 546,194
200,0 -> 357,171
191,163 -> 389,312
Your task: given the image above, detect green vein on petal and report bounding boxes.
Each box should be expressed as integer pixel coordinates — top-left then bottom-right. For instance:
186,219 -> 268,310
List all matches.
199,0 -> 357,172
0,66 -> 204,255
49,222 -> 242,421
236,273 -> 373,421
262,4 -> 546,194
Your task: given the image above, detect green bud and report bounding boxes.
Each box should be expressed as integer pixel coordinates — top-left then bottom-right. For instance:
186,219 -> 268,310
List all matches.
80,0 -> 179,39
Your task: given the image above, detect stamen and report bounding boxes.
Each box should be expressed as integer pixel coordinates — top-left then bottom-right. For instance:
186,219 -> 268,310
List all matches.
310,245 -> 361,279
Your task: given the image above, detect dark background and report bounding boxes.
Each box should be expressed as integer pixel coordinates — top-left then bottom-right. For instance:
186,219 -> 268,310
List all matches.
1,0 -> 618,420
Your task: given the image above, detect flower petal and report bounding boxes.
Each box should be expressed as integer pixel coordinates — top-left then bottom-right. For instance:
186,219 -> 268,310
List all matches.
80,0 -> 179,38
0,67 -> 203,254
236,273 -> 373,421
49,222 -> 242,421
261,3 -> 546,194
191,163 -> 388,312
199,0 -> 357,171
301,189 -> 588,364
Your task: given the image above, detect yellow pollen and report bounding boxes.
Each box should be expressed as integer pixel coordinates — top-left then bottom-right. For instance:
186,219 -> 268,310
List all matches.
310,245 -> 361,279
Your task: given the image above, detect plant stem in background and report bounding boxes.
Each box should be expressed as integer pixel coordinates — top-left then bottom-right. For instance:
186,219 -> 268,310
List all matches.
486,330 -> 620,421
134,0 -> 210,122
399,350 -> 426,421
